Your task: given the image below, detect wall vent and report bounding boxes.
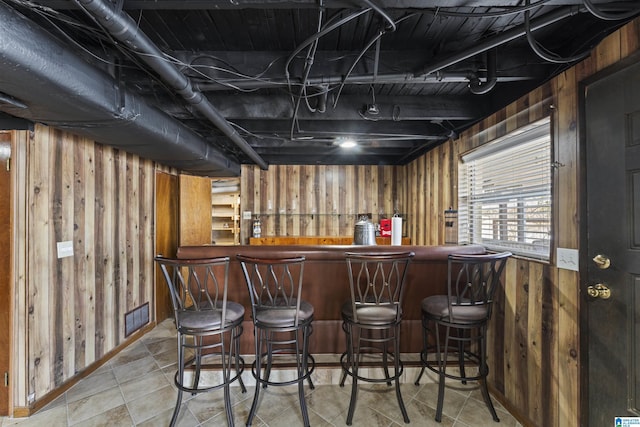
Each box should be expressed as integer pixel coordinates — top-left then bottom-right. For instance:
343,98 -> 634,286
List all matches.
125,302 -> 150,337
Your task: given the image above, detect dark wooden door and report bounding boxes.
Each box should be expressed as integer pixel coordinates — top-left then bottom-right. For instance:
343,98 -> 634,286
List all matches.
0,132 -> 11,415
583,58 -> 640,426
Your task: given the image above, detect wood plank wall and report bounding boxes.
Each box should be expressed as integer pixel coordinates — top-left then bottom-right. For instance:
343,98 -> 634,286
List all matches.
240,165 -> 407,244
402,18 -> 640,427
11,124 -> 155,408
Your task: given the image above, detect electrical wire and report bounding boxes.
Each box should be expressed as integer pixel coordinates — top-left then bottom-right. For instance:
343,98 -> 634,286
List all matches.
359,0 -> 396,31
332,29 -> 385,108
582,0 -> 640,21
524,1 -> 591,64
422,0 -> 553,18
288,5 -> 324,139
331,13 -> 416,108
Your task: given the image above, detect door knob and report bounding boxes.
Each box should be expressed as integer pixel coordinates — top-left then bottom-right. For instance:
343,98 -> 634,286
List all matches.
592,254 -> 611,269
587,283 -> 611,299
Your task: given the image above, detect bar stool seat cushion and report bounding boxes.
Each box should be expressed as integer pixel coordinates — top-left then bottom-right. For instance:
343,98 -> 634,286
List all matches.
340,300 -> 399,325
178,302 -> 245,330
255,299 -> 314,328
422,295 -> 488,323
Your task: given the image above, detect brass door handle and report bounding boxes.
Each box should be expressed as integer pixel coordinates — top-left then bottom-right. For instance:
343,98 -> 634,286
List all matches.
592,254 -> 611,269
587,283 -> 611,299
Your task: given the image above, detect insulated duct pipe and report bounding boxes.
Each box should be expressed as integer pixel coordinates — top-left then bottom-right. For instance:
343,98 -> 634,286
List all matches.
75,0 -> 269,170
0,2 -> 238,176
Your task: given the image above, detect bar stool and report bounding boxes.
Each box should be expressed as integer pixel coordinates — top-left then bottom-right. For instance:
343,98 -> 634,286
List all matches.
155,256 -> 246,427
237,255 -> 315,427
340,251 -> 414,425
414,252 -> 511,423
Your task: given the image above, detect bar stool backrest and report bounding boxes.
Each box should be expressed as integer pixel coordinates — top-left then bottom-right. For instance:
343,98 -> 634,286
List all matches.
156,256 -> 231,327
345,251 -> 415,323
447,252 -> 511,322
237,255 -> 306,328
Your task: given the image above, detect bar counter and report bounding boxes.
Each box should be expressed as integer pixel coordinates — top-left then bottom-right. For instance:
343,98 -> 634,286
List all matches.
177,244 -> 485,355
249,236 -> 412,245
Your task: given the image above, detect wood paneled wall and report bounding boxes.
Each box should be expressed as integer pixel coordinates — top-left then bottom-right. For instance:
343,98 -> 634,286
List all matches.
240,165 -> 407,243
11,125 -> 155,409
403,18 -> 640,427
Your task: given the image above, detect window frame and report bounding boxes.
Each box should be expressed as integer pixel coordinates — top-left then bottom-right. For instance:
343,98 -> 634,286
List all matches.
457,117 -> 553,261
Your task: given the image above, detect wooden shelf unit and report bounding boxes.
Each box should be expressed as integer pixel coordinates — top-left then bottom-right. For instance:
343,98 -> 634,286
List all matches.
211,191 -> 240,245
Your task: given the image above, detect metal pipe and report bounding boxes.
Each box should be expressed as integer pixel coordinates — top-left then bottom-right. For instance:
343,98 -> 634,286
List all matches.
193,71 -> 534,91
418,5 -> 583,76
75,0 -> 269,170
469,49 -> 497,95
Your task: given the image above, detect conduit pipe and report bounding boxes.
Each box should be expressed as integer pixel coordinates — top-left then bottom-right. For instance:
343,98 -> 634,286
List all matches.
418,5 -> 583,76
469,49 -> 497,95
75,0 -> 269,170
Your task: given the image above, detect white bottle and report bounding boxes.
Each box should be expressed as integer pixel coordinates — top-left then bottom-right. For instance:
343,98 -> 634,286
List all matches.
252,217 -> 261,238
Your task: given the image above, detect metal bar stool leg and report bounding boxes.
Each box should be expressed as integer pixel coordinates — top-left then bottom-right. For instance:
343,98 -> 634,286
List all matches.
346,326 -> 361,426
414,315 -> 429,386
479,325 -> 499,422
296,328 -> 311,427
234,326 -> 247,393
382,329 -> 392,386
340,322 -> 351,387
170,332 -> 186,427
435,323 -> 448,423
247,329 -> 263,427
393,324 -> 409,423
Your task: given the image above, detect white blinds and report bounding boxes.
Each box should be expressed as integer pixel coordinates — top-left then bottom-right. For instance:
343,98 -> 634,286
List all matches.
458,117 -> 552,260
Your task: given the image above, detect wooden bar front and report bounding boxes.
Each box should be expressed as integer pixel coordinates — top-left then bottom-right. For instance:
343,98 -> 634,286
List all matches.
177,244 -> 484,356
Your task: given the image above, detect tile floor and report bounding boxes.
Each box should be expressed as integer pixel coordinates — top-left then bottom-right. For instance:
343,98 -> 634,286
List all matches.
0,320 -> 522,427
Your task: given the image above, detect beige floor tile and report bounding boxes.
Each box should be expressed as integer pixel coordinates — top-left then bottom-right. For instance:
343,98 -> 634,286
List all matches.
455,396 -> 517,427
119,368 -> 173,402
69,404 -> 132,427
126,384 -> 178,424
135,403 -> 199,427
404,397 -> 456,427
2,404 -> 67,427
66,386 -> 124,425
150,347 -> 178,369
305,385 -> 350,421
144,337 -> 175,356
112,356 -> 160,384
65,369 -> 118,403
412,381 -> 469,420
109,343 -> 151,368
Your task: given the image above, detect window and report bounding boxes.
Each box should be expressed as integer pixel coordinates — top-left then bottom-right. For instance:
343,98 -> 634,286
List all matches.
458,117 -> 552,260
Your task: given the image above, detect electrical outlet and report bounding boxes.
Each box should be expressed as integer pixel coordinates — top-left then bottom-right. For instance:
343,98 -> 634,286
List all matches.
557,248 -> 579,271
57,241 -> 73,258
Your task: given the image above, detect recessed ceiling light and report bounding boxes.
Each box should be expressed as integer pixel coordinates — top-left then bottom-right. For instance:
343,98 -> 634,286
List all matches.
339,138 -> 357,148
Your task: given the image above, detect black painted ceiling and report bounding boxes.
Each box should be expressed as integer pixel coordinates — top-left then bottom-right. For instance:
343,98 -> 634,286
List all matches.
1,0 -> 638,174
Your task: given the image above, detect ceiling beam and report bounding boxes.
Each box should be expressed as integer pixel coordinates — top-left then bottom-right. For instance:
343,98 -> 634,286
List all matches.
201,94 -> 487,121
37,0 -> 611,10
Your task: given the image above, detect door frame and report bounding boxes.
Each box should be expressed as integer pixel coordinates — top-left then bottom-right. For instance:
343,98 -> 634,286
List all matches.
578,50 -> 640,426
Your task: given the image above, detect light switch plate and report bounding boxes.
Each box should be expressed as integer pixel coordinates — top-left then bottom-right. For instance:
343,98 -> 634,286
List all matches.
556,248 -> 579,271
57,240 -> 74,258
242,210 -> 252,220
